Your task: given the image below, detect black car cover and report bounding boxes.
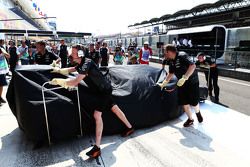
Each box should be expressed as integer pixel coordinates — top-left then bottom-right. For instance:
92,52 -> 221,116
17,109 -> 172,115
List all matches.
7,65 -> 182,142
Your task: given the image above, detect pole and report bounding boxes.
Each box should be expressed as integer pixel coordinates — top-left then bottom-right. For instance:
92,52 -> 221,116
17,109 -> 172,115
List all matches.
0,17 -> 57,22
214,28 -> 218,64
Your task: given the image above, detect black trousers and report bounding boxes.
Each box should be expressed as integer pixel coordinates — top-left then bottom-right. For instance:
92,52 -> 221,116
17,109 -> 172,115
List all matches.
9,59 -> 18,73
60,58 -> 67,68
204,67 -> 220,100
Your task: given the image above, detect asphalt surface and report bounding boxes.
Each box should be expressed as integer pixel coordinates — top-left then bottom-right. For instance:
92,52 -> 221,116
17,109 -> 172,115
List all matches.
149,61 -> 250,116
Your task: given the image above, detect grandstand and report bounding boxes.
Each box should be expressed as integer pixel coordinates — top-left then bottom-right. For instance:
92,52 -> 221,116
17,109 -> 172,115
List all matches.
129,0 -> 250,32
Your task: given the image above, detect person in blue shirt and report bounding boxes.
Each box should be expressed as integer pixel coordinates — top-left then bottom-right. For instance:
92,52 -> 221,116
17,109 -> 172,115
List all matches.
113,46 -> 124,65
0,39 -> 10,105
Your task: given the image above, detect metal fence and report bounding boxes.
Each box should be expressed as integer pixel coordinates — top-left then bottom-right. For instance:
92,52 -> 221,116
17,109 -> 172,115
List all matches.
150,49 -> 250,70
224,51 -> 250,69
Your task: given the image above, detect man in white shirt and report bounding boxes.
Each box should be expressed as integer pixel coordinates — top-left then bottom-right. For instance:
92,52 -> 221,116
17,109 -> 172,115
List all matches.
182,38 -> 188,47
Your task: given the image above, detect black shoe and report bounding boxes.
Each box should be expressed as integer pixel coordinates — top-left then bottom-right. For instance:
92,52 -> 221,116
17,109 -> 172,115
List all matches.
0,97 -> 6,103
183,119 -> 194,127
121,127 -> 134,137
196,111 -> 203,123
214,98 -> 219,104
86,145 -> 101,158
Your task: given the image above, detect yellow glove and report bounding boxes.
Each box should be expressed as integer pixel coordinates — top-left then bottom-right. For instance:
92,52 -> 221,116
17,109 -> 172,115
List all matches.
157,80 -> 169,90
49,78 -> 71,89
177,75 -> 188,87
50,60 -> 60,68
51,67 -> 69,75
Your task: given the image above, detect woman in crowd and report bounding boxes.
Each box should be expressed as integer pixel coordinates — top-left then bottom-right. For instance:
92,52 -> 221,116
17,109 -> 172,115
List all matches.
113,46 -> 124,65
0,39 -> 10,106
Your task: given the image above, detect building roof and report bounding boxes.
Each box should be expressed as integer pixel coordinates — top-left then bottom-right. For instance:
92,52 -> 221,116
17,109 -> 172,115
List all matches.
190,3 -> 213,13
166,24 -> 226,35
129,0 -> 250,28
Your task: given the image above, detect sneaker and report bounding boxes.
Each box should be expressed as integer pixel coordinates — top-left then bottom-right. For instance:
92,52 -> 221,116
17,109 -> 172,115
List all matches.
214,97 -> 219,104
0,97 -> 6,103
86,145 -> 101,158
121,127 -> 134,137
183,119 -> 194,127
196,111 -> 203,123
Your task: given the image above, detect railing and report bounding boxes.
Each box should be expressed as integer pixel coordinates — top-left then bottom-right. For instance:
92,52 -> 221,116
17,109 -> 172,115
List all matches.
224,50 -> 250,69
150,49 -> 250,70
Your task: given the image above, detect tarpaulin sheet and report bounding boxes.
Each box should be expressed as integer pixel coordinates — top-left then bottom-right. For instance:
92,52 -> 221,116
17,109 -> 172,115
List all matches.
7,65 -> 182,142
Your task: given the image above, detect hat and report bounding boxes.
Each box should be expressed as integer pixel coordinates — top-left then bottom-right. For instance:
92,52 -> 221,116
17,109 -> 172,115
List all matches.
197,52 -> 205,57
144,41 -> 149,45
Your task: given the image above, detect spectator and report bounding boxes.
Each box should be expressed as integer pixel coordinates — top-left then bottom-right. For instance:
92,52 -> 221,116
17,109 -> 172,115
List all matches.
0,39 -> 10,106
172,37 -> 181,48
127,55 -> 138,65
182,38 -> 188,47
188,38 -> 193,48
127,46 -> 135,64
86,43 -> 101,65
139,41 -> 152,65
113,46 -> 124,65
117,42 -> 125,56
17,40 -> 29,65
100,42 -> 109,67
58,39 -> 68,68
8,40 -> 18,73
95,42 -> 101,52
28,43 -> 37,65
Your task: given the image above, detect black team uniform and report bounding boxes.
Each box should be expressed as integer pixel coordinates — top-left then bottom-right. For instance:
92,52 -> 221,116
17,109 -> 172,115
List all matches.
35,49 -> 59,65
86,49 -> 101,65
163,51 -> 203,126
8,46 -> 18,73
59,44 -> 68,68
196,55 -> 219,102
75,57 -> 133,157
75,57 -> 114,105
100,47 -> 109,66
167,52 -> 200,106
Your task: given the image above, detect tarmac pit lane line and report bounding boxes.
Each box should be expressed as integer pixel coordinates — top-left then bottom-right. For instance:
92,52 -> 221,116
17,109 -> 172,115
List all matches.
198,73 -> 250,87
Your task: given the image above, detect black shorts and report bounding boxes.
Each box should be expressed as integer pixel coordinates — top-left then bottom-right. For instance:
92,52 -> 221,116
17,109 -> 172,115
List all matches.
177,81 -> 199,106
95,94 -> 116,112
0,74 -> 7,86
